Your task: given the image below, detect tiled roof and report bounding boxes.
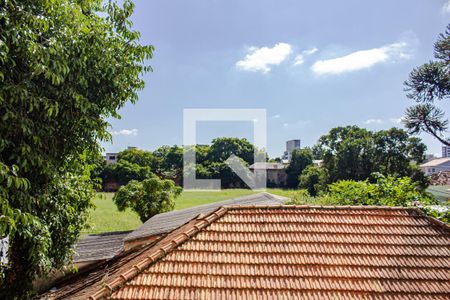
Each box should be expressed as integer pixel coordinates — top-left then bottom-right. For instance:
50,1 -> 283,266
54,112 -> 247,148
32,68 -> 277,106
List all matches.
124,192 -> 288,242
41,205 -> 450,299
73,231 -> 131,263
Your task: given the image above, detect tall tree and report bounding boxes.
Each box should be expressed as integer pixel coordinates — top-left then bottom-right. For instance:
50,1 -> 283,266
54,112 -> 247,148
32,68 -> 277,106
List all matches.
316,126 -> 427,187
285,148 -> 313,188
403,24 -> 450,146
207,137 -> 255,165
118,148 -> 158,170
318,126 -> 374,183
0,0 -> 153,297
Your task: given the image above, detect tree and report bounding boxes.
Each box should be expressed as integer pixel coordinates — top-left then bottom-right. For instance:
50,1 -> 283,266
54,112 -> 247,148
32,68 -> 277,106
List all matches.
403,24 -> 450,146
153,145 -> 184,181
298,165 -> 327,196
113,177 -> 182,222
99,149 -> 156,188
107,160 -> 153,185
207,138 -> 255,165
118,148 -> 158,170
285,148 -> 313,188
318,126 -> 374,182
0,0 -> 153,297
316,126 -> 428,187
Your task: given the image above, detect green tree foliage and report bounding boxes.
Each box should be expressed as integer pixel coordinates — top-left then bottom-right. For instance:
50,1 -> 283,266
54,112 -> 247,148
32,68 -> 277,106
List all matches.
100,149 -> 156,187
113,177 -> 182,222
153,145 -> 184,180
104,160 -> 153,185
317,126 -> 428,188
285,148 -> 313,188
207,137 -> 255,165
96,138 -> 267,190
0,0 -> 153,297
327,173 -> 435,207
118,148 -> 158,169
298,165 -> 327,196
403,24 -> 450,146
318,126 -> 374,182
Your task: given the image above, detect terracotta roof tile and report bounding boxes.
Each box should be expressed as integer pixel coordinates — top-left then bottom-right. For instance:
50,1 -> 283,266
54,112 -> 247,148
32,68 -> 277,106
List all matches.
41,206 -> 450,299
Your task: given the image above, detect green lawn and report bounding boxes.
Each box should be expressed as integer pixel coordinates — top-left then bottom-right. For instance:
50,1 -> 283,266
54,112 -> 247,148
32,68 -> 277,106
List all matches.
86,189 -> 268,234
84,193 -> 142,234
426,185 -> 450,203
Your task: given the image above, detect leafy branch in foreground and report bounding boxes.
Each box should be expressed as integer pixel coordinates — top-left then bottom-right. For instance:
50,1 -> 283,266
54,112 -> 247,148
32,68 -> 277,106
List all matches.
0,0 -> 153,297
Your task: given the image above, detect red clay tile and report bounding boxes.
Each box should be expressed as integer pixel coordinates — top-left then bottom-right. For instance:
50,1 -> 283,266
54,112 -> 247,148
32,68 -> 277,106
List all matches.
41,206 -> 450,299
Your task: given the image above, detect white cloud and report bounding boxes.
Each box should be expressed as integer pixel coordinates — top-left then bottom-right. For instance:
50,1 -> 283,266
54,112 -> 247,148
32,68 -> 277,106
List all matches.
293,54 -> 304,66
311,42 -> 410,75
271,114 -> 281,119
364,119 -> 383,125
110,129 -> 138,136
236,43 -> 292,73
364,118 -> 404,125
389,117 -> 403,124
443,0 -> 450,13
303,47 -> 318,55
293,47 -> 318,66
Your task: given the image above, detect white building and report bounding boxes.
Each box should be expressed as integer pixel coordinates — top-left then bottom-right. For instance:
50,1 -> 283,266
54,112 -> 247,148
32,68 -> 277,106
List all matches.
282,139 -> 301,161
442,145 -> 450,158
419,158 -> 450,175
105,153 -> 118,164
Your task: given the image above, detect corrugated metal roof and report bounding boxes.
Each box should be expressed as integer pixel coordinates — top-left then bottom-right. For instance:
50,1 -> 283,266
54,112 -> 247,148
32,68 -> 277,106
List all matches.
43,205 -> 450,299
124,192 -> 288,242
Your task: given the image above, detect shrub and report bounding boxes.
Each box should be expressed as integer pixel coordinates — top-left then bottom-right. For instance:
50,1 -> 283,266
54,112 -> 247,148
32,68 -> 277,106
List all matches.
327,173 -> 435,207
113,176 -> 182,222
298,165 -> 327,196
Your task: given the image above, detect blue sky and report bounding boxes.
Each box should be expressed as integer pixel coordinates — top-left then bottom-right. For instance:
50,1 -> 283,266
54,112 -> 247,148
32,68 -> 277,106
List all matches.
105,0 -> 450,157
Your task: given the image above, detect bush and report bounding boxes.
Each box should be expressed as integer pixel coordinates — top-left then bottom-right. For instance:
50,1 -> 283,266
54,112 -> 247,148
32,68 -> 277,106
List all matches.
327,173 -> 435,207
113,176 -> 182,222
298,165 -> 327,196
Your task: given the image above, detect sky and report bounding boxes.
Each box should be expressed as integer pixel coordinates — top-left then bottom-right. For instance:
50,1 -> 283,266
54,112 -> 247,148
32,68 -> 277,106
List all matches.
104,0 -> 450,158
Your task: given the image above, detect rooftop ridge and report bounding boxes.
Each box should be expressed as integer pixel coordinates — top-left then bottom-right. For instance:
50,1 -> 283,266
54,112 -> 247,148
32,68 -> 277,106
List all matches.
224,204 -> 423,210
223,205 -> 450,233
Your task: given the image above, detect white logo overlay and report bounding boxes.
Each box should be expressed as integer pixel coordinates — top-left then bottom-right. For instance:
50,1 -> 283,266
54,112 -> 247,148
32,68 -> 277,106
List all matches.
183,109 -> 267,191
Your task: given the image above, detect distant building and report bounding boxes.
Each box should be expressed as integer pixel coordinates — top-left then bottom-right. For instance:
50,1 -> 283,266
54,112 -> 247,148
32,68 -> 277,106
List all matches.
419,157 -> 450,175
282,139 -> 301,161
104,147 -> 137,165
424,154 -> 436,163
313,159 -> 323,167
249,162 -> 287,187
443,145 -> 450,158
104,153 -> 118,164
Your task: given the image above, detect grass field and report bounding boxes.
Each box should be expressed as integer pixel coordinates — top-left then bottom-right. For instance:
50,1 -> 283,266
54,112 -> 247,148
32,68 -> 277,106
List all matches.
84,186 -> 450,234
427,185 -> 450,203
85,189 -> 262,234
